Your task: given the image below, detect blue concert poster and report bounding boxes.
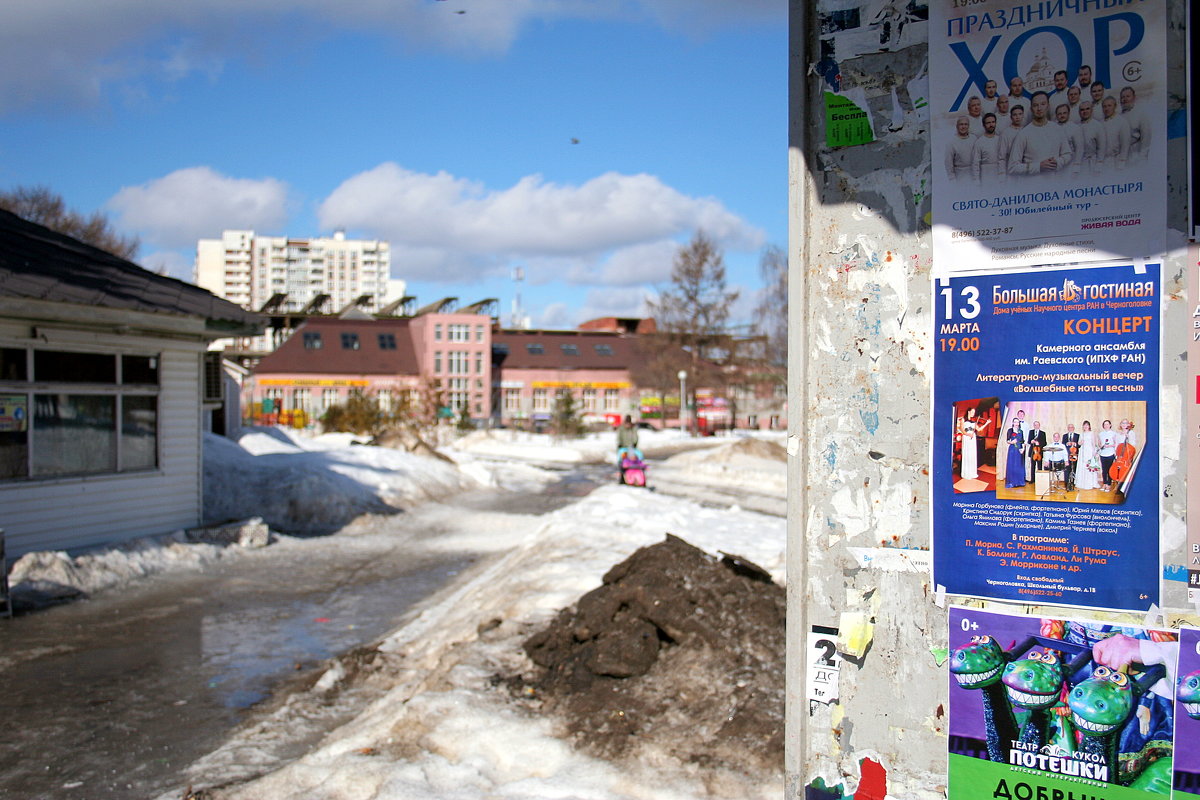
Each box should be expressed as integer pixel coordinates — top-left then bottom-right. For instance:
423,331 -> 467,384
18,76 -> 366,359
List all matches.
932,263 -> 1160,611
1174,627 -> 1200,800
948,606 -> 1177,799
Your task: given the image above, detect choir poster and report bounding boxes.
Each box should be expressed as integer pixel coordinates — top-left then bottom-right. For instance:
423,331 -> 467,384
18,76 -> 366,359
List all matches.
1175,627 -> 1200,799
929,0 -> 1166,271
932,263 -> 1160,611
948,606 -> 1177,799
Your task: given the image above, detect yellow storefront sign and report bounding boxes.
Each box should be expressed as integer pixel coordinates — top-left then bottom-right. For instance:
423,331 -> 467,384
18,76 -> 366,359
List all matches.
257,379 -> 370,387
530,381 -> 629,390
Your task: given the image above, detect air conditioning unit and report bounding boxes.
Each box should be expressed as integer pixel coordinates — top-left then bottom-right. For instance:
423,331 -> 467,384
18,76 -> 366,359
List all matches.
203,352 -> 225,403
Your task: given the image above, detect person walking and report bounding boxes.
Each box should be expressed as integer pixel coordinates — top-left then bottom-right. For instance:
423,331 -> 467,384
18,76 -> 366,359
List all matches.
617,415 -> 639,454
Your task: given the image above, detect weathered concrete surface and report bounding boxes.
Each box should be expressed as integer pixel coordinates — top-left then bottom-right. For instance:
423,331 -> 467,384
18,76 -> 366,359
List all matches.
787,2 -> 1190,798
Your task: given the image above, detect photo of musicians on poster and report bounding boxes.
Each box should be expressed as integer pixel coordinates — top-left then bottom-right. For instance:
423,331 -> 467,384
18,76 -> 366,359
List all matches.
952,398 -> 1145,504
932,263 -> 1160,611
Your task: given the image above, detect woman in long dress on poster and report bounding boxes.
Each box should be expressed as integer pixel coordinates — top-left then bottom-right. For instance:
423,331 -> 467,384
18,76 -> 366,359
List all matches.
1074,419 -> 1102,491
1004,418 -> 1026,488
959,408 -> 991,480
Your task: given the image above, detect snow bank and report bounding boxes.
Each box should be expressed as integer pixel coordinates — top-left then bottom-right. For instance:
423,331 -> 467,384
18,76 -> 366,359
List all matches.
204,430 -> 478,533
655,437 -> 787,496
446,427 -> 741,464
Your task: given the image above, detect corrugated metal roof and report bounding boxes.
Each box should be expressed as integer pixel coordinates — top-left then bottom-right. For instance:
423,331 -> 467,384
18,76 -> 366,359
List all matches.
0,209 -> 263,336
253,317 -> 421,375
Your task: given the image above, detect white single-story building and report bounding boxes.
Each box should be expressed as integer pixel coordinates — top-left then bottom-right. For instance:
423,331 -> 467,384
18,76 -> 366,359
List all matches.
0,209 -> 263,558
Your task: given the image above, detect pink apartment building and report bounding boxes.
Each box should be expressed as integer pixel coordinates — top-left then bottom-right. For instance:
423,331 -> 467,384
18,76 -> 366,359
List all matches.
246,313 -> 643,428
491,329 -> 641,428
247,313 -> 492,424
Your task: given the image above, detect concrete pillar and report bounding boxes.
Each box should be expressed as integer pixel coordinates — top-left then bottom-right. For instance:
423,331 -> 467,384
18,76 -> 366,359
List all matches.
786,2 -> 1189,797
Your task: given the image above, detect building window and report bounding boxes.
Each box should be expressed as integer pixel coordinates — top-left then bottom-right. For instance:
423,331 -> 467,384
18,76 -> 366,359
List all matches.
449,378 -> 468,411
294,388 -> 312,413
435,324 -> 443,341
303,332 -> 323,350
594,344 -> 613,356
604,389 -> 619,411
434,351 -> 442,373
36,350 -> 115,382
560,344 -> 579,356
582,388 -> 597,412
532,388 -> 549,412
321,388 -> 339,410
377,333 -> 396,350
526,343 -> 544,355
120,394 -> 158,471
504,388 -> 521,412
0,348 -> 161,481
340,333 -> 360,350
475,325 -> 484,342
474,352 -> 482,373
377,389 -> 392,412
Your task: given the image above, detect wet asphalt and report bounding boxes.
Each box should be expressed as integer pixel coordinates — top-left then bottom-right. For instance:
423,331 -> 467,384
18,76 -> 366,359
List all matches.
0,462 -> 614,800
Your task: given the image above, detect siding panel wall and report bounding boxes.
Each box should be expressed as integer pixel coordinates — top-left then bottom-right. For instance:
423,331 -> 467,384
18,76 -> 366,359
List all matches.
0,344 -> 204,558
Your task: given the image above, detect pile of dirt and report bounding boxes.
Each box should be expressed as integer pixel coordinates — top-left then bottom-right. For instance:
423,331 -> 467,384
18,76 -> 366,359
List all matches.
517,534 -> 785,775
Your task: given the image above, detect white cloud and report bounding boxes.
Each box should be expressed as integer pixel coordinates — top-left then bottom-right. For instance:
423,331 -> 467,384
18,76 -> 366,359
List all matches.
534,287 -> 650,329
538,302 -> 572,329
567,240 -> 680,287
106,167 -> 290,249
0,1 -> 781,114
137,249 -> 194,281
318,164 -> 762,281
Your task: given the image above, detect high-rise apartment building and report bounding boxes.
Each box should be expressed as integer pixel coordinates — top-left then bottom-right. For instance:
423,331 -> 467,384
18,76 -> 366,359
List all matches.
195,229 -> 398,314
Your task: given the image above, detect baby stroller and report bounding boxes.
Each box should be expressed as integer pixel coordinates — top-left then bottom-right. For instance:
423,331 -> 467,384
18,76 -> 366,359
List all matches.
617,447 -> 648,487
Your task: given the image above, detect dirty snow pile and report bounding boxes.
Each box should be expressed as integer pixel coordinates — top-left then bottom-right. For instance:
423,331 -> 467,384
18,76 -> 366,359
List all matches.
170,484 -> 786,800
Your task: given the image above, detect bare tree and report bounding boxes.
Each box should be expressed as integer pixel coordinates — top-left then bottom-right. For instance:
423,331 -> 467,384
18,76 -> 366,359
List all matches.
754,243 -> 787,371
0,185 -> 139,260
644,231 -> 741,428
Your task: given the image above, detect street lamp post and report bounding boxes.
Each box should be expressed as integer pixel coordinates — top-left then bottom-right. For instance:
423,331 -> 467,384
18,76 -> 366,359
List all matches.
677,369 -> 688,435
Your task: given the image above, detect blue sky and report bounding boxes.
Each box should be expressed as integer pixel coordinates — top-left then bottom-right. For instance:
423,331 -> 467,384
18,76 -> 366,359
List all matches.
0,1 -> 785,329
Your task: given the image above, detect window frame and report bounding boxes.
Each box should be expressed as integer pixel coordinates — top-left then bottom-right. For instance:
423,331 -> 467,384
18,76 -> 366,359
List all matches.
0,346 -> 162,482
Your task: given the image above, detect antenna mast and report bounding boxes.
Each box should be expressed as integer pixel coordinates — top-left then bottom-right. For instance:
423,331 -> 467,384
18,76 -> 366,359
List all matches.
511,266 -> 525,328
